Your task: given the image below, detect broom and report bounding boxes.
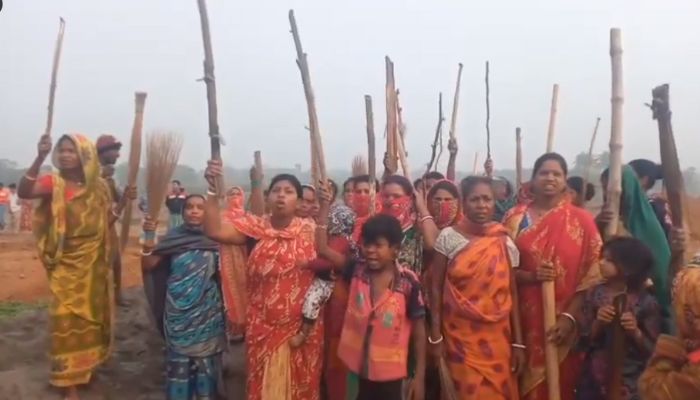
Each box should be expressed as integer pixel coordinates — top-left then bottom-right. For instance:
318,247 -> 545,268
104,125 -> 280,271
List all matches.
143,131 -> 183,246
352,155 -> 368,177
119,92 -> 147,253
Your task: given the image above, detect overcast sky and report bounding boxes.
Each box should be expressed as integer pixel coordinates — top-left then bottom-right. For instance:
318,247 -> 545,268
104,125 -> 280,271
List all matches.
2,0 -> 699,173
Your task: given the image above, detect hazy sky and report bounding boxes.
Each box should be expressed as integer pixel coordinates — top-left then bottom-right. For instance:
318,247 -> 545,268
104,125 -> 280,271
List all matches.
2,0 -> 700,173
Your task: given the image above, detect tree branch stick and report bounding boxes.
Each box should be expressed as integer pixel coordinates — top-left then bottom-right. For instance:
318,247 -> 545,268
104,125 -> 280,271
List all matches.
119,92 -> 147,253
546,84 -> 559,153
581,117 -> 602,206
365,95 -> 377,215
516,127 -> 523,192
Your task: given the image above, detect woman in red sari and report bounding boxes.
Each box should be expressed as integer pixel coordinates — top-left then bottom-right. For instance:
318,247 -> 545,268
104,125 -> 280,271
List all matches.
204,161 -> 322,400
503,153 -> 602,400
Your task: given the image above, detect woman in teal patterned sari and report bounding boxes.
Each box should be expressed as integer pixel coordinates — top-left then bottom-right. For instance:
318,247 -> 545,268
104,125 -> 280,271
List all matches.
142,194 -> 226,400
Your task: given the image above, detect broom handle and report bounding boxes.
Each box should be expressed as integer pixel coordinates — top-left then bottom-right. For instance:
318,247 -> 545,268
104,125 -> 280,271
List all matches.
581,117 -> 601,206
605,28 -> 624,239
119,92 -> 148,253
44,18 -> 66,138
516,127 -> 523,192
289,10 -> 327,184
196,0 -> 224,196
546,84 -> 559,153
365,95 -> 377,216
542,280 -> 561,400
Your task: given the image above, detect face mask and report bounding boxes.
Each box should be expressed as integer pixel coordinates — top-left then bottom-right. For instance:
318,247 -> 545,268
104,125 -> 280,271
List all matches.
430,200 -> 459,229
382,195 -> 414,229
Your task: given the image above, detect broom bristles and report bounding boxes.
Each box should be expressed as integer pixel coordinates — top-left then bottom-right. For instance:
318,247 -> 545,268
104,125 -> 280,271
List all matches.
352,155 -> 368,177
145,131 -> 183,221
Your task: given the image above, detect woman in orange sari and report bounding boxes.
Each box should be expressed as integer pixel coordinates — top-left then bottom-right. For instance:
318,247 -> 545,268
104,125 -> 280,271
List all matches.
429,176 -> 525,399
503,153 -> 602,400
203,161 -> 322,400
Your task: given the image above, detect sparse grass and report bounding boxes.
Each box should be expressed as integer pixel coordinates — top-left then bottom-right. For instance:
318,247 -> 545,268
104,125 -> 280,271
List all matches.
0,301 -> 46,319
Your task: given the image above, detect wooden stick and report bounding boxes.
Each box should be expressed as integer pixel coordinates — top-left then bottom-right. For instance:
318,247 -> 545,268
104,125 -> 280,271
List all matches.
581,117 -> 602,206
365,95 -> 377,216
448,63 -> 463,141
485,61 -> 492,161
472,152 -> 479,175
608,293 -> 628,400
516,127 -> 523,191
604,28 -> 624,240
542,277 -> 560,400
426,93 -> 444,175
196,0 -> 224,196
395,90 -> 410,178
546,84 -> 560,152
651,84 -> 686,276
119,92 -> 147,253
44,17 -> 66,138
254,150 -> 263,179
290,10 -> 327,185
385,57 -> 398,173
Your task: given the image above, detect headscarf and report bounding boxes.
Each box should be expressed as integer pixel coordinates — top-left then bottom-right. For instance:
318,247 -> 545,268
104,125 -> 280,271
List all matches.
37,134 -> 108,268
427,180 -> 462,229
620,165 -> 672,327
328,204 -> 359,259
351,193 -> 382,217
226,186 -> 245,218
673,265 -> 700,340
381,195 -> 415,231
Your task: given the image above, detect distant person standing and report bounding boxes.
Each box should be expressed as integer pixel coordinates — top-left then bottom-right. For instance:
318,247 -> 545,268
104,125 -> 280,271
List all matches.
8,183 -> 21,232
165,180 -> 187,229
0,182 -> 9,231
96,134 -> 125,304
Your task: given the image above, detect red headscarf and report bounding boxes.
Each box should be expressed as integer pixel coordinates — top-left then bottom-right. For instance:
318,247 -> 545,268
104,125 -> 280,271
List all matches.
427,179 -> 462,229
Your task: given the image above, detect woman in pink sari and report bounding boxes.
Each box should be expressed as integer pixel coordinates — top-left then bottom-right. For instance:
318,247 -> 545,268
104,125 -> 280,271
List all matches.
503,153 -> 602,400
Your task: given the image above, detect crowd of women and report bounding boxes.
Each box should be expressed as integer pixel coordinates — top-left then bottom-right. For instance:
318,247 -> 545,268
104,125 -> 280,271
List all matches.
16,132 -> 700,400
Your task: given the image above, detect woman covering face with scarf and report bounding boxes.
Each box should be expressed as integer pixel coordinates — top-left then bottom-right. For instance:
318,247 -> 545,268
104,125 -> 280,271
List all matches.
225,186 -> 246,218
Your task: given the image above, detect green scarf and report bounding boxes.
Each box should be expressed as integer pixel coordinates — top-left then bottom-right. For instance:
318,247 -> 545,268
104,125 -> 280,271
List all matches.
620,165 -> 672,322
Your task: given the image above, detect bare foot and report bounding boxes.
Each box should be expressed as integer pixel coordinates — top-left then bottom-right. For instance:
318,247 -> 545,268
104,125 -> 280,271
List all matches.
288,333 -> 306,348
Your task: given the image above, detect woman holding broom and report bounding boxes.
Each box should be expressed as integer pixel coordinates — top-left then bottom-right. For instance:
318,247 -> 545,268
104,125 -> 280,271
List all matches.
502,153 -> 602,400
17,133 -> 134,400
429,176 -> 525,399
203,160 -> 322,400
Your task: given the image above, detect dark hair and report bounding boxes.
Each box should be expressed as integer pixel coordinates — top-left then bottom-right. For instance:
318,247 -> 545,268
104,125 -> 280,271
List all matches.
8,183 -> 16,189
413,178 -> 424,190
382,174 -> 414,196
460,176 -> 494,198
172,180 -> 181,185
342,177 -> 354,191
424,171 -> 445,181
182,194 -> 206,216
428,179 -> 460,201
567,176 -> 595,201
268,174 -> 303,198
532,152 -> 568,178
328,179 -> 339,201
352,174 -> 380,191
361,214 -> 403,247
602,236 -> 655,290
629,159 -> 663,186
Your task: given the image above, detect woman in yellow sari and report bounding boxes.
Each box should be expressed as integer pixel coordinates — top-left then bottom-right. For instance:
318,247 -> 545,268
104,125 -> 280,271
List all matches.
429,176 -> 525,399
18,134 -> 132,400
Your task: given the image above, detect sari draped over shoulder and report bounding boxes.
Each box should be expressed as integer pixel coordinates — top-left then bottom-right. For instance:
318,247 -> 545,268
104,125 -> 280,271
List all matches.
440,222 -> 519,399
229,214 -> 322,400
33,134 -> 113,387
503,201 -> 602,400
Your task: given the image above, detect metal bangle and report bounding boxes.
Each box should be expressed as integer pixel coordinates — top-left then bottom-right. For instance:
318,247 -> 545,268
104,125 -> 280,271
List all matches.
419,215 -> 434,223
560,312 -> 577,327
24,174 -> 37,181
511,343 -> 527,349
428,335 -> 444,344
140,249 -> 153,257
206,189 -> 217,197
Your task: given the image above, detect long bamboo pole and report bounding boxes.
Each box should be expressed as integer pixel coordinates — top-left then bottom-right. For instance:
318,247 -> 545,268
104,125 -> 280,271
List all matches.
543,84 -> 562,400
385,57 -> 398,173
44,17 -> 66,138
289,10 -> 327,185
448,63 -> 463,142
395,90 -> 410,179
604,28 -> 624,240
119,92 -> 147,253
546,84 -> 559,152
485,61 -> 492,165
196,0 -> 224,196
472,152 -> 479,175
516,127 -> 523,191
651,84 -> 686,277
365,95 -> 377,215
581,117 -> 602,206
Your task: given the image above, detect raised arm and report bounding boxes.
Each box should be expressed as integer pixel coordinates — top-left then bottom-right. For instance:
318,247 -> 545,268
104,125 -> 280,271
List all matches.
204,160 -> 247,245
315,181 -> 348,268
140,216 -> 164,271
18,135 -> 53,200
415,188 -> 439,251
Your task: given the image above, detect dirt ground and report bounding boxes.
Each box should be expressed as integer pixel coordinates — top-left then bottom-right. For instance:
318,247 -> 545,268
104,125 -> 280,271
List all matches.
0,232 -> 245,400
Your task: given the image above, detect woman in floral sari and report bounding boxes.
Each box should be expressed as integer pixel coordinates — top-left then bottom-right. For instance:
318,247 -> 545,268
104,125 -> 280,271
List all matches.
203,161 -> 322,400
503,153 -> 602,400
18,134 -> 133,400
141,195 -> 226,400
429,176 -> 525,399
